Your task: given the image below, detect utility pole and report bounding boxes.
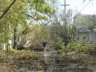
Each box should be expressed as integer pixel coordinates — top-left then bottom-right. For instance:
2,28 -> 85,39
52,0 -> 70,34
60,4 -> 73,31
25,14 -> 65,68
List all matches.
61,0 -> 70,46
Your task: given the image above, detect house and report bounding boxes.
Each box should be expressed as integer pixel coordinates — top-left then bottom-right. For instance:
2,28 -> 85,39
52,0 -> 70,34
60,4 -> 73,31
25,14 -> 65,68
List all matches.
74,14 -> 96,43
75,27 -> 96,42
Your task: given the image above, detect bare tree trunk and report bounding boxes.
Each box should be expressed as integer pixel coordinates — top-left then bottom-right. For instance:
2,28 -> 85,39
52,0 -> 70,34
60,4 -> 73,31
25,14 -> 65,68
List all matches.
13,28 -> 17,49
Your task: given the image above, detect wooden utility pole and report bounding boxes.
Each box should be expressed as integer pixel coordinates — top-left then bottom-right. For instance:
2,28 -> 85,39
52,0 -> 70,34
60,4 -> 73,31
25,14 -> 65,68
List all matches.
61,0 -> 70,46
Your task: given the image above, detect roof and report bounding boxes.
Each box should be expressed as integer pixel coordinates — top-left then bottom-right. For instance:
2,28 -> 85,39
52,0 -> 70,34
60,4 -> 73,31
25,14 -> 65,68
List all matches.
77,27 -> 91,33
73,14 -> 96,29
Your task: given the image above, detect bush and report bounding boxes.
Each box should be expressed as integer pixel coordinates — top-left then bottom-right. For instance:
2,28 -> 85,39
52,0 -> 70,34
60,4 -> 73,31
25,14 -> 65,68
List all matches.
66,41 -> 94,53
0,49 -> 40,62
9,49 -> 40,60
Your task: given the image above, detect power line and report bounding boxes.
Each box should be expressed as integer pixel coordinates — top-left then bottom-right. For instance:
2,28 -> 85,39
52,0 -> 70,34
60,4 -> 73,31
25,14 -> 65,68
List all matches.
78,1 -> 92,13
72,1 -> 93,23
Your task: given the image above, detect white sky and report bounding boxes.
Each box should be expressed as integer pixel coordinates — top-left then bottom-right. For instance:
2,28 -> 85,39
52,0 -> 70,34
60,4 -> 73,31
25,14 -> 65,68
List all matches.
58,0 -> 96,15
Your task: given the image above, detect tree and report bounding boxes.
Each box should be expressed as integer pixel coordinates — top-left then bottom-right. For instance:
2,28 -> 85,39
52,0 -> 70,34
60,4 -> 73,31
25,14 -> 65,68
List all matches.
0,0 -> 56,49
45,9 -> 76,51
17,24 -> 51,50
0,0 -> 16,19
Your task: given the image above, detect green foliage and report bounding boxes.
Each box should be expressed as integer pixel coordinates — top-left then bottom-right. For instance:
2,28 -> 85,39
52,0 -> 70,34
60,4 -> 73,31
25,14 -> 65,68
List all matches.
28,0 -> 55,15
0,0 -> 56,48
48,23 -> 64,48
36,13 -> 47,20
18,24 -> 66,51
18,22 -> 76,51
10,49 -> 40,60
0,49 -> 40,61
66,41 -> 94,53
18,24 -> 51,50
52,0 -> 58,3
48,22 -> 75,48
67,52 -> 94,64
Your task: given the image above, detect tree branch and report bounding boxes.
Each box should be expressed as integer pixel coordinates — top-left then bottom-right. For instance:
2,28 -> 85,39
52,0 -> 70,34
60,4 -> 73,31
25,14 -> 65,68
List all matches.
0,0 -> 16,19
27,14 -> 37,20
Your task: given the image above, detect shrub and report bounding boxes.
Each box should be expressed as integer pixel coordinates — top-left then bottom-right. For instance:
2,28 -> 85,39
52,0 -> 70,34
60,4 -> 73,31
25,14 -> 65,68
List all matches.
16,50 -> 40,60
9,49 -> 40,60
66,41 -> 94,53
0,49 -> 41,62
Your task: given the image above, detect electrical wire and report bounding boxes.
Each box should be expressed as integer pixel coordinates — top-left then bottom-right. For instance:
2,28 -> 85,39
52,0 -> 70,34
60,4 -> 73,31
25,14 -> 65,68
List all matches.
78,1 -> 93,13
71,0 -> 93,23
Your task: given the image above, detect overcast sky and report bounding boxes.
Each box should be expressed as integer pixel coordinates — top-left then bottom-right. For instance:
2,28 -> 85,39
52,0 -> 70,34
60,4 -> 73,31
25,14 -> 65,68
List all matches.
57,0 -> 96,15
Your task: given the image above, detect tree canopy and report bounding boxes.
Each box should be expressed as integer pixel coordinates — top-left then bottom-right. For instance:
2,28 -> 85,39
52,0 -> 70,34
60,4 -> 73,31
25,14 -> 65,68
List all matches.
0,0 -> 56,43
